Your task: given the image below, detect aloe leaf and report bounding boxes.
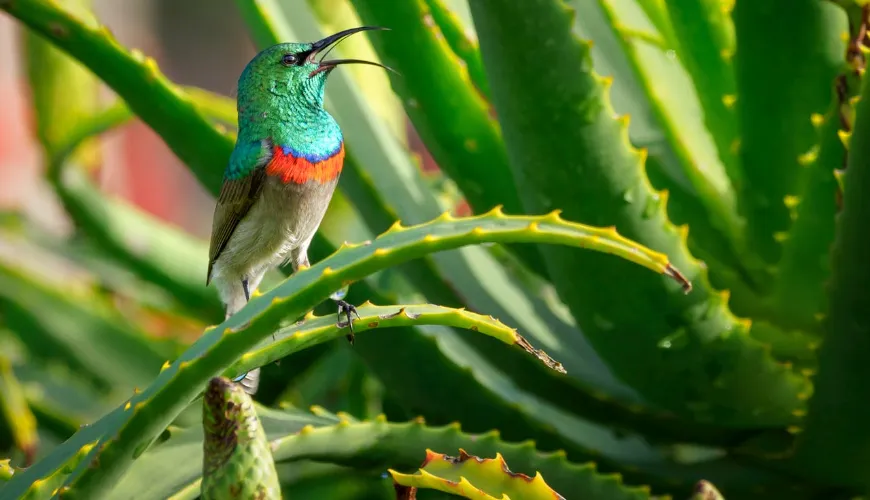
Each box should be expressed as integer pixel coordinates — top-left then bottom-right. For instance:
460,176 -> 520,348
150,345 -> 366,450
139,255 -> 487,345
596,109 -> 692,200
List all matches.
596,0 -> 745,258
1,0 -> 231,194
631,0 -> 678,48
227,303 -> 566,379
421,0 -> 490,98
772,77 -> 853,333
21,0 -> 98,159
0,261 -> 169,395
469,0 -> 809,425
794,67 -> 870,488
201,378 -> 280,500
661,0 -> 740,186
118,407 -> 654,500
342,0 -> 550,278
3,212 -> 682,499
732,0 -> 845,266
389,449 -> 565,499
0,355 -> 38,466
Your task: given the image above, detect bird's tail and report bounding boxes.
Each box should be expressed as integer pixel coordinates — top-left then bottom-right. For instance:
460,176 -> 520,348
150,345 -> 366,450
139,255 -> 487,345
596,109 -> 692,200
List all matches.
224,292 -> 260,396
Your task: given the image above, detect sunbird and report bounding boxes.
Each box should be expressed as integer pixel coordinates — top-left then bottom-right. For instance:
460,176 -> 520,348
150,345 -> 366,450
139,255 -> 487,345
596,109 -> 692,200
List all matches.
207,27 -> 392,395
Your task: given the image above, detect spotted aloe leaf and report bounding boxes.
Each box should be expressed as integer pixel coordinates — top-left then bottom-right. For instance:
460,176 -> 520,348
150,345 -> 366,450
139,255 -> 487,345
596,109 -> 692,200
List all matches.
469,0 -> 808,426
200,377 -> 280,500
389,449 -> 565,500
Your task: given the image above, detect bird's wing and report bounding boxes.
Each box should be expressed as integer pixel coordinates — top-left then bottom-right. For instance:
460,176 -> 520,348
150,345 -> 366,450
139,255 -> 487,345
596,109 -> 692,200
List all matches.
206,139 -> 273,284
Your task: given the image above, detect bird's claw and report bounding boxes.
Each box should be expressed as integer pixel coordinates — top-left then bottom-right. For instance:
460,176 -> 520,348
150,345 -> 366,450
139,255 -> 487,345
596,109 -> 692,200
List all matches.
335,299 -> 360,344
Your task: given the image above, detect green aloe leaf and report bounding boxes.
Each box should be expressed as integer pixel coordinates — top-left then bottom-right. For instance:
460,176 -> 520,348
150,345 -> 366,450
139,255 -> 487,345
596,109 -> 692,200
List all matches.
201,377 -> 280,500
21,0 -> 98,159
795,64 -> 870,489
44,102 -> 223,322
772,65 -> 853,333
596,0 -> 744,258
421,0 -> 490,98
389,449 -> 565,499
469,0 -> 808,425
0,354 -> 38,466
1,0 -> 230,194
732,0 -> 845,267
0,259 -> 170,396
226,303 -> 566,379
1,211 -> 683,499
350,0 -> 549,277
661,0 -> 740,186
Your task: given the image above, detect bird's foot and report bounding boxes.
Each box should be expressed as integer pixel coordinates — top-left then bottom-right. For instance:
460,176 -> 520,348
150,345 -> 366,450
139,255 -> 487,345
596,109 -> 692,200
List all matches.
335,300 -> 360,344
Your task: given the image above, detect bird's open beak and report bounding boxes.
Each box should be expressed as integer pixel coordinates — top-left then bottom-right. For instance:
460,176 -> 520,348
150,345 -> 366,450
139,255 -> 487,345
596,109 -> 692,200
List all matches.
307,26 -> 397,77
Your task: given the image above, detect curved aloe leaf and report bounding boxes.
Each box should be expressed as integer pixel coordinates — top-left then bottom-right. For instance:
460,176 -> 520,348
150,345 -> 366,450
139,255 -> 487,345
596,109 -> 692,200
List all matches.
469,0 -> 808,426
421,0 -> 490,98
347,0 -> 551,278
1,0 -> 231,194
390,449 -> 565,499
0,355 -> 38,466
3,212 -> 684,499
732,0 -> 845,266
226,303 -> 565,378
201,378 -> 280,500
795,66 -> 870,488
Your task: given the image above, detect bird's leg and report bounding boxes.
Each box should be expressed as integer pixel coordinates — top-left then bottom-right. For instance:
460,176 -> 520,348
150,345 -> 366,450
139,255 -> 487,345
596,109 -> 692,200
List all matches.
331,286 -> 360,344
241,277 -> 251,302
292,251 -> 359,344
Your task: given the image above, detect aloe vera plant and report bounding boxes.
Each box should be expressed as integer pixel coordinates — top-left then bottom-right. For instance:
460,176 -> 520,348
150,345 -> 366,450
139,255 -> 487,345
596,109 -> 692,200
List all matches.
1,0 -> 869,498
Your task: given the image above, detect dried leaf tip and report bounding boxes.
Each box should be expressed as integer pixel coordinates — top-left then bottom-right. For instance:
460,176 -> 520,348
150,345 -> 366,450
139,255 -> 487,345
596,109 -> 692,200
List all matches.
665,264 -> 692,294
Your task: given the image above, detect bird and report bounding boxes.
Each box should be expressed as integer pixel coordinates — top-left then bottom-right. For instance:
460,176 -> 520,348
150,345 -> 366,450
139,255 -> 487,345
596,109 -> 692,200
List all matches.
206,27 -> 392,395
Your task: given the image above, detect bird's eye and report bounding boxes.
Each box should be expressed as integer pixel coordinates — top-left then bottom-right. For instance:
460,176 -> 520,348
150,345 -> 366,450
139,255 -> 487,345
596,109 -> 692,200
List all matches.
281,53 -> 298,66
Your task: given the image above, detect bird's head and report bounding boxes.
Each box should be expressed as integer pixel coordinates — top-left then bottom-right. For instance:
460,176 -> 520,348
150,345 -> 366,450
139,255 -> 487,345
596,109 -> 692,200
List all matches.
237,26 -> 393,111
